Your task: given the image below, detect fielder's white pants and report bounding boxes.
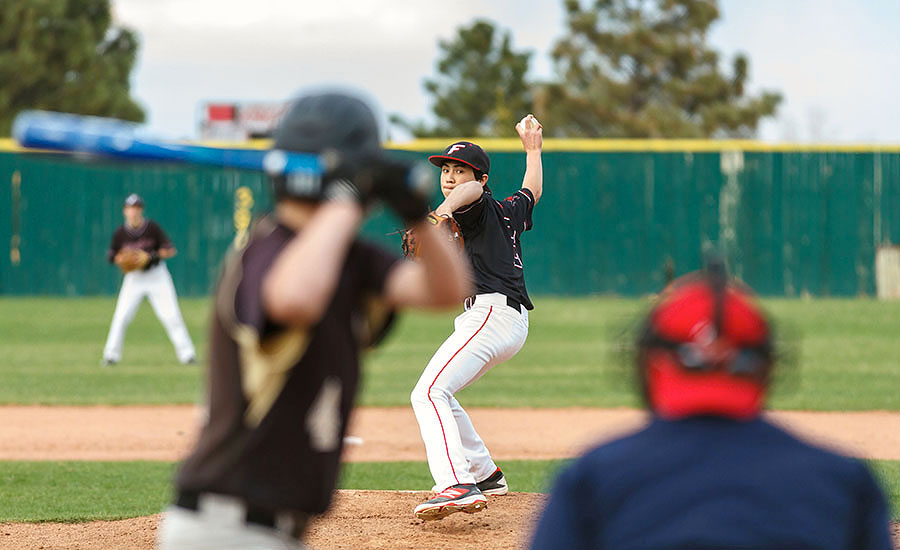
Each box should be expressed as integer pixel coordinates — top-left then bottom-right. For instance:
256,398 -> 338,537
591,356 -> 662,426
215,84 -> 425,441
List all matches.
157,499 -> 306,550
411,293 -> 529,492
102,263 -> 196,363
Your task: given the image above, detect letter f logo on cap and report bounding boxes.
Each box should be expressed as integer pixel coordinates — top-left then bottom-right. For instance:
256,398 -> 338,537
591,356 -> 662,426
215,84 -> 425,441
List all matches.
428,141 -> 489,174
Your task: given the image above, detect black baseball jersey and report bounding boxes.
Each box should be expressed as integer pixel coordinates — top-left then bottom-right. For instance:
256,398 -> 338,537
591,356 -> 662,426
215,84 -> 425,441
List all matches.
175,216 -> 400,514
106,220 -> 172,263
453,187 -> 535,310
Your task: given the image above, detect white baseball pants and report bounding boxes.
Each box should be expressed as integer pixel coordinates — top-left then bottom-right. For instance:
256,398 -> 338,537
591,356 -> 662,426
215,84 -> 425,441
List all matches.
411,293 -> 529,492
157,499 -> 306,550
102,263 -> 196,363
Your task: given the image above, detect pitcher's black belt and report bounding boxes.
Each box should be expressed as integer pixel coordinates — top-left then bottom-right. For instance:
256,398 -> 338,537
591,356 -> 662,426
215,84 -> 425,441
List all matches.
176,490 -> 309,540
464,294 -> 523,312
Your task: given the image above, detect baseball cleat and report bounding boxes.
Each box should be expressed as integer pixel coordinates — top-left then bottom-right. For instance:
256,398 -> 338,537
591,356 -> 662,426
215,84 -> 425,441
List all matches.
100,358 -> 117,367
476,468 -> 508,496
414,484 -> 487,521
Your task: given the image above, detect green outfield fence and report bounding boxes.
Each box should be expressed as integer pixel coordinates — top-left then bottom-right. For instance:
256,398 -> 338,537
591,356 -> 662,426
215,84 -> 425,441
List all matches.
0,139 -> 898,297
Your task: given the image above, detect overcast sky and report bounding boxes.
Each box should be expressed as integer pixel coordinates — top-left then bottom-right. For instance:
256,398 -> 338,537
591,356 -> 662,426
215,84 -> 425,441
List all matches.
112,0 -> 900,143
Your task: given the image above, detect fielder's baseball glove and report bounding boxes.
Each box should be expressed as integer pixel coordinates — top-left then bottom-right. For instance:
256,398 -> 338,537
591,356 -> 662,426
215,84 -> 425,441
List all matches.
115,248 -> 150,273
402,212 -> 464,258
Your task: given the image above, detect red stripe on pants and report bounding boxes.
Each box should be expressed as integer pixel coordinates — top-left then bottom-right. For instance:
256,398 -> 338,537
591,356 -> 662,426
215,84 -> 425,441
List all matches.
427,306 -> 493,486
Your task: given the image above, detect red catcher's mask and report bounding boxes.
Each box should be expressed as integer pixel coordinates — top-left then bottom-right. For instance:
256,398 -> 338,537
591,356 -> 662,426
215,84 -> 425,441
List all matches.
638,272 -> 774,420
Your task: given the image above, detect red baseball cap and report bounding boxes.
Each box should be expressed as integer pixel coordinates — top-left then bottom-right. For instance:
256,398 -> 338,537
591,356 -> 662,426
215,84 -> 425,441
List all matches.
639,276 -> 774,420
428,141 -> 490,175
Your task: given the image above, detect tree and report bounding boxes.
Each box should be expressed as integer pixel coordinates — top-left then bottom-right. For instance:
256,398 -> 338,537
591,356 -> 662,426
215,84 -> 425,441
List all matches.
0,0 -> 145,135
392,19 -> 533,138
541,0 -> 782,138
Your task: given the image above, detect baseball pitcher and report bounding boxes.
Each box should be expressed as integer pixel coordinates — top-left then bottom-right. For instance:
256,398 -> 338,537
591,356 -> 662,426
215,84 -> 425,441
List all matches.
410,115 -> 543,520
101,193 -> 196,365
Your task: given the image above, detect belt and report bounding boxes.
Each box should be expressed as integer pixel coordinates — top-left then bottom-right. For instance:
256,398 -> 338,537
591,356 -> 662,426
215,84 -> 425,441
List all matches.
464,294 -> 523,313
176,491 -> 309,540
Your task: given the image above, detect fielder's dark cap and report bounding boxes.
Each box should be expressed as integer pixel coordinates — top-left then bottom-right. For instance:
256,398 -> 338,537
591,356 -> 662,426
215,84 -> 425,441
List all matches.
273,92 -> 381,156
124,193 -> 144,207
428,141 -> 490,175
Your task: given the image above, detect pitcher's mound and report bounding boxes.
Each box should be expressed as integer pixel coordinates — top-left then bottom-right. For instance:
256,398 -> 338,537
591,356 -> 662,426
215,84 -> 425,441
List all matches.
307,490 -> 546,550
0,492 -> 545,549
3,493 -> 899,549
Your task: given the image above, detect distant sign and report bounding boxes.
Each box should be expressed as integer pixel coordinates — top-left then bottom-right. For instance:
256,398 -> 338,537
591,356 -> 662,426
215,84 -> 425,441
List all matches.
200,101 -> 290,141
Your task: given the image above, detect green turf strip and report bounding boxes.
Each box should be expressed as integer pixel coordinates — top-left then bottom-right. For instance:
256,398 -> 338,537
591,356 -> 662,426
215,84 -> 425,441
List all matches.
872,461 -> 900,519
1,460 -> 898,522
0,461 -> 176,522
336,459 -> 567,493
1,296 -> 899,410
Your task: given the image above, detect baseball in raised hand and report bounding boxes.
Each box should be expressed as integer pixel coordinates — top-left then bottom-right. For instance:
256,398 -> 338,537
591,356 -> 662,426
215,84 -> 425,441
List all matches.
515,114 -> 543,152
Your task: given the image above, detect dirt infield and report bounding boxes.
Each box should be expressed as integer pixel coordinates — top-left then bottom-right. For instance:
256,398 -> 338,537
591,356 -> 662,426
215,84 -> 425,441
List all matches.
0,492 -> 543,550
2,406 -> 899,549
5,405 -> 900,462
4,493 -> 898,550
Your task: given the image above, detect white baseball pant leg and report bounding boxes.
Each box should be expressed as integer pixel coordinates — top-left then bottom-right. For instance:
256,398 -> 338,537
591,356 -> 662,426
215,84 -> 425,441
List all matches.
145,264 -> 196,363
157,503 -> 305,550
103,263 -> 195,363
103,270 -> 147,362
450,395 -> 498,483
411,293 -> 528,492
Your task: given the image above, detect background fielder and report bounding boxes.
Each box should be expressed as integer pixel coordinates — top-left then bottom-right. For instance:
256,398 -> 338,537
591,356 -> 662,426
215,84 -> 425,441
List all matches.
102,193 -> 196,366
411,115 -> 543,520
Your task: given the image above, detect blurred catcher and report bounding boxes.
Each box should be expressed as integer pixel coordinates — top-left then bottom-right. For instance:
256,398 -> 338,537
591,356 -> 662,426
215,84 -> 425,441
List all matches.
101,194 -> 196,366
157,90 -> 472,549
530,258 -> 892,549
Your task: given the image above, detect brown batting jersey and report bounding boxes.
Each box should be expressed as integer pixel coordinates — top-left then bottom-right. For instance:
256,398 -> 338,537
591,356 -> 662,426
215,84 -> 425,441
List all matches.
106,220 -> 172,263
175,216 -> 399,514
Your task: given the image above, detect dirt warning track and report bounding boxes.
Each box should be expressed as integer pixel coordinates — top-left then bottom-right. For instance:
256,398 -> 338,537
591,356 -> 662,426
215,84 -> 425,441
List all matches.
2,406 -> 900,462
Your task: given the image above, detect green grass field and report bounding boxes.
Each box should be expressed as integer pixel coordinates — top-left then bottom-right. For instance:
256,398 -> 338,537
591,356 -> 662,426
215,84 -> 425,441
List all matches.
0,460 -> 566,522
1,295 -> 898,522
1,296 -> 898,409
3,460 -> 899,522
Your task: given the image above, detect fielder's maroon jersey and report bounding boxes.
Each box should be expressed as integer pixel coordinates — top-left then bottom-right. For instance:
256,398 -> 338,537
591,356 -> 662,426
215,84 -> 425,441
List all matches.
106,220 -> 172,262
453,187 -> 535,310
175,216 -> 399,514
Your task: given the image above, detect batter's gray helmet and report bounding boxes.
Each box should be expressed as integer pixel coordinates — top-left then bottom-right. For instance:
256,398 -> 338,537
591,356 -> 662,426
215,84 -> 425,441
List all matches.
269,91 -> 384,201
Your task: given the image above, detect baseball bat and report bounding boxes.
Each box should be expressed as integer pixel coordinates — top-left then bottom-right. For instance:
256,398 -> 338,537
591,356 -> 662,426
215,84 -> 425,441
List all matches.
11,110 -> 324,177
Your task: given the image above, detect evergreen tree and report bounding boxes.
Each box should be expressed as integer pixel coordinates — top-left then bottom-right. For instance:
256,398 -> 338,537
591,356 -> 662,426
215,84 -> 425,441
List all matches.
0,0 -> 145,135
392,19 -> 532,138
540,0 -> 781,138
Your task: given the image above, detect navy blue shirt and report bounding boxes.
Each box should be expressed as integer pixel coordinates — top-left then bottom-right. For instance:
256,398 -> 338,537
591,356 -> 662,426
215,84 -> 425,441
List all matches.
453,187 -> 534,310
531,416 -> 891,550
